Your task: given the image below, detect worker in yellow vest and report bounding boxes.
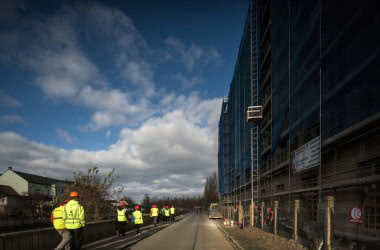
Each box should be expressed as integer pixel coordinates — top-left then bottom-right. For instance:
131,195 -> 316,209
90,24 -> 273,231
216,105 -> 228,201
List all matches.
116,201 -> 128,236
170,205 -> 175,222
164,205 -> 170,223
64,191 -> 85,250
51,199 -> 71,250
150,204 -> 159,227
160,206 -> 165,223
133,205 -> 143,236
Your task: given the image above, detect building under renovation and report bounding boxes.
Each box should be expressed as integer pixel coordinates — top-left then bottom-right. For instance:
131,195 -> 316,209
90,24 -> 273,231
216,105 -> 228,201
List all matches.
218,0 -> 380,245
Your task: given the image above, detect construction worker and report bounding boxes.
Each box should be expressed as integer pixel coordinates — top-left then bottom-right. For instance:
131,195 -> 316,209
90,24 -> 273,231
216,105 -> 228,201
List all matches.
51,199 -> 71,250
160,206 -> 165,223
150,204 -> 159,227
132,205 -> 143,236
116,201 -> 128,237
170,205 -> 175,222
164,205 -> 170,223
64,191 -> 85,250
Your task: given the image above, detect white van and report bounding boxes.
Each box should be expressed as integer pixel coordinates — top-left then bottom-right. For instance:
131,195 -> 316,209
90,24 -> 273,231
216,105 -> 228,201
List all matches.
208,203 -> 222,219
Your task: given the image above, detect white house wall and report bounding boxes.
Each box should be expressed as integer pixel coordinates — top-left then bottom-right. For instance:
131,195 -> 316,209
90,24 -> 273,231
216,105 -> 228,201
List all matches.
0,170 -> 28,195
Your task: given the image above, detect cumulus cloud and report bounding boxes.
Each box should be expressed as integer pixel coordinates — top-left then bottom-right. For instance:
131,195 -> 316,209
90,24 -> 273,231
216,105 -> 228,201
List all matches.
0,1 -> 154,130
56,129 -> 76,144
0,114 -> 24,123
0,95 -> 222,201
119,59 -> 155,96
0,1 -> 225,201
0,92 -> 22,107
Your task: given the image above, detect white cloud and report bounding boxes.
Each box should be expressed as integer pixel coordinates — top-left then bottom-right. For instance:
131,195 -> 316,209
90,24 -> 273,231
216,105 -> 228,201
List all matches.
205,48 -> 223,65
0,2 -> 226,200
0,92 -> 22,107
88,111 -> 127,130
0,114 -> 24,123
0,2 -> 156,130
164,36 -> 202,72
56,129 -> 76,144
164,36 -> 222,72
171,73 -> 203,89
0,94 -> 222,202
120,61 -> 155,96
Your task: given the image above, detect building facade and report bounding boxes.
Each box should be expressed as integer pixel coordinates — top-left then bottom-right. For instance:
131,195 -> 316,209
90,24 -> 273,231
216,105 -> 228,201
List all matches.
218,0 -> 380,244
0,185 -> 32,217
0,167 -> 66,199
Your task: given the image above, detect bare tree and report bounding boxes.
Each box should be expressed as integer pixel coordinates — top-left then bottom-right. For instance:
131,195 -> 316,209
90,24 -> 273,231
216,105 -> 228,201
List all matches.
141,193 -> 152,209
203,172 -> 218,207
64,167 -> 121,221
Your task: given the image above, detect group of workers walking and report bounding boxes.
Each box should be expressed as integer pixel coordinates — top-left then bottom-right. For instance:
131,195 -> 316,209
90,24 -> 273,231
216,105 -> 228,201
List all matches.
115,202 -> 145,237
51,191 -> 176,250
116,203 -> 176,234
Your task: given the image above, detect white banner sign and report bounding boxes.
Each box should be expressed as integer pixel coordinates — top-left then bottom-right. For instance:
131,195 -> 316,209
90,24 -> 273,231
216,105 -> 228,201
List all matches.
291,136 -> 320,173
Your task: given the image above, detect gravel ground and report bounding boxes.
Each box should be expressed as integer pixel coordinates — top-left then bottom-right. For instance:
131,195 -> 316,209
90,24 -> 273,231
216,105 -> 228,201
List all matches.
215,220 -> 308,250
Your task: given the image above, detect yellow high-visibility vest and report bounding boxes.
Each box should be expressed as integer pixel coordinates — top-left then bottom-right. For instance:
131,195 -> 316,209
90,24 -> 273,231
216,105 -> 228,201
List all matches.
117,208 -> 127,222
133,210 -> 143,224
170,207 -> 175,215
52,206 -> 65,230
64,200 -> 85,229
164,208 -> 170,217
151,207 -> 159,217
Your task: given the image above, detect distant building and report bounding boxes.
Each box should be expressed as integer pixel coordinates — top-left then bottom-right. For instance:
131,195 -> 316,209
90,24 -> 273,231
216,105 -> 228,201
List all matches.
0,185 -> 32,217
0,167 -> 67,199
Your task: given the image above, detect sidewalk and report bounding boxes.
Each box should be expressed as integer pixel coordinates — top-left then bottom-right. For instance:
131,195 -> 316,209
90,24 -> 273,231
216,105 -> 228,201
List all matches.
82,214 -> 187,250
214,220 -> 307,250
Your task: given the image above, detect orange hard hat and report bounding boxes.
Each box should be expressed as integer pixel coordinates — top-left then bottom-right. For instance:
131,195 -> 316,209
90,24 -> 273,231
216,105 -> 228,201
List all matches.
120,201 -> 126,207
70,191 -> 79,197
152,204 -> 155,207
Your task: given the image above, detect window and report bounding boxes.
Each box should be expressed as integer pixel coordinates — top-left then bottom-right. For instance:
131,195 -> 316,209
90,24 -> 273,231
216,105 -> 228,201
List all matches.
364,192 -> 380,230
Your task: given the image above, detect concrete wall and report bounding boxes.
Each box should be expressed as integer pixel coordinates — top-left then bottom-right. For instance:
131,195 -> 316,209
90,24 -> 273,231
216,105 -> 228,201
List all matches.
0,196 -> 25,217
0,220 -> 116,250
0,171 -> 28,196
0,215 -> 157,250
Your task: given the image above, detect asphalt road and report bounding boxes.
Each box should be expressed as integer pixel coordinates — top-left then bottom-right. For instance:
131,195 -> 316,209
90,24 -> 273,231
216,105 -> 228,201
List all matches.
129,213 -> 234,250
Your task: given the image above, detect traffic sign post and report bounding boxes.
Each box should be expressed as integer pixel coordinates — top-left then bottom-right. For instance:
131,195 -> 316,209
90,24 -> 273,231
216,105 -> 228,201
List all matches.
349,207 -> 364,250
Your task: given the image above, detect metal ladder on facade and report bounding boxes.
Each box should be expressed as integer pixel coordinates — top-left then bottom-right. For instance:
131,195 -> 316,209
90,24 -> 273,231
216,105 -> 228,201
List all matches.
250,0 -> 260,207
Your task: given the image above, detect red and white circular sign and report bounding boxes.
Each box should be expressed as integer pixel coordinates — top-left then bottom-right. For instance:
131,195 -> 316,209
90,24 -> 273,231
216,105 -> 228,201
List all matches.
350,207 -> 363,223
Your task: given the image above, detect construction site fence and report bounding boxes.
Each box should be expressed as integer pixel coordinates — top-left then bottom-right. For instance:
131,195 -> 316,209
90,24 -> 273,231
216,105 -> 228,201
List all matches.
220,195 -> 379,250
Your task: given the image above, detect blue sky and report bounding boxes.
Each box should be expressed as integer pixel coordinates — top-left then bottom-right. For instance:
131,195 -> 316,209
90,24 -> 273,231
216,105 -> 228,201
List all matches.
0,0 -> 248,201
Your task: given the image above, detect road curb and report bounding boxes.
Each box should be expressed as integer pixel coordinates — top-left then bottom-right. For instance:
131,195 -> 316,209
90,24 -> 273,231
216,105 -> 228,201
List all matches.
214,221 -> 245,250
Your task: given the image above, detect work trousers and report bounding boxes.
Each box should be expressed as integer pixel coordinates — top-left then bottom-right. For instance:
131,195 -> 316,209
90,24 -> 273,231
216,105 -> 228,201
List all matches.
116,221 -> 127,236
152,216 -> 158,227
170,214 -> 175,222
68,228 -> 84,250
135,224 -> 141,235
165,216 -> 170,223
55,230 -> 72,250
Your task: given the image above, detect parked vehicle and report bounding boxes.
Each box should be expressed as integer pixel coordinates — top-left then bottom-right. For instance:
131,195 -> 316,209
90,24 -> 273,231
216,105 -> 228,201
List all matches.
208,203 -> 222,219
